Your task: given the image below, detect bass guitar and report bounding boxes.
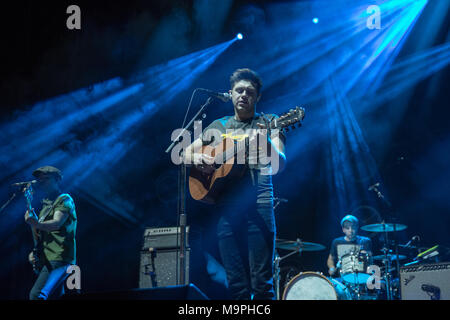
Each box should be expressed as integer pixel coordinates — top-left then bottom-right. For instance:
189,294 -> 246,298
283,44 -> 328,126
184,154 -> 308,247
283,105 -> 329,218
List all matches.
24,184 -> 42,274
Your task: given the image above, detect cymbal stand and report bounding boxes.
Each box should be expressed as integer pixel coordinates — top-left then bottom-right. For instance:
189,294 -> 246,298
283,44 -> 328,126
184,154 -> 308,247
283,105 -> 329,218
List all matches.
381,236 -> 393,300
351,251 -> 362,300
369,184 -> 400,300
273,242 -> 303,300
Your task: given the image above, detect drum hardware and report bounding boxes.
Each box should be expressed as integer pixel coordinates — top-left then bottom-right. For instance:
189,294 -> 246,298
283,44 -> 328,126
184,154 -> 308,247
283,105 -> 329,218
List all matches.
361,221 -> 407,300
273,238 -> 325,300
339,249 -> 374,300
273,197 -> 288,211
367,183 -> 406,300
372,254 -> 407,261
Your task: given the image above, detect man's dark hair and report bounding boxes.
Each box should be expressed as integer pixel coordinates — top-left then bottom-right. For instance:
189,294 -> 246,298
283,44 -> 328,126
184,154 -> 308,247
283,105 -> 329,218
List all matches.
229,68 -> 263,95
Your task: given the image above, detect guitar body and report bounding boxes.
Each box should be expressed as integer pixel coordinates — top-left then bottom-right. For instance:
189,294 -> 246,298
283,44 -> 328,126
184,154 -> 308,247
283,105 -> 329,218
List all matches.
31,226 -> 42,274
189,138 -> 246,204
189,106 -> 305,204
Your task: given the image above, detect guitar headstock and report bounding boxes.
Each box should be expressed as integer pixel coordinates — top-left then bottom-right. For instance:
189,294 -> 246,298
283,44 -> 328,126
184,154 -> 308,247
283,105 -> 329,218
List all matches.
271,106 -> 305,132
23,184 -> 34,206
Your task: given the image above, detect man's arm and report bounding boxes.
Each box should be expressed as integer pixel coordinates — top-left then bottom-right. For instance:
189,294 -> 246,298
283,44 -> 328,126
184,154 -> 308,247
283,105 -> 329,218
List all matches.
183,137 -> 215,166
25,210 -> 69,232
327,254 -> 337,276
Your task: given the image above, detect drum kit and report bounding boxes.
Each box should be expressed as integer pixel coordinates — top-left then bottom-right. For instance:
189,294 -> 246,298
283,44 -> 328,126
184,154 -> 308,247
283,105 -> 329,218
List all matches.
275,222 -> 412,300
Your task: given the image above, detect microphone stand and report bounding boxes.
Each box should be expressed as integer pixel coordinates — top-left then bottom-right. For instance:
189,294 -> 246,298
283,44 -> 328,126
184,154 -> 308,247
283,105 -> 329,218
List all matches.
369,184 -> 400,300
165,96 -> 214,285
0,192 -> 18,215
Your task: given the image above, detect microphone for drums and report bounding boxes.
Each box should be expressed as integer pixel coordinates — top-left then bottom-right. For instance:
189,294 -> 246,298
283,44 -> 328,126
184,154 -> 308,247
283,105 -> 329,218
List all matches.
368,182 -> 380,191
403,235 -> 420,248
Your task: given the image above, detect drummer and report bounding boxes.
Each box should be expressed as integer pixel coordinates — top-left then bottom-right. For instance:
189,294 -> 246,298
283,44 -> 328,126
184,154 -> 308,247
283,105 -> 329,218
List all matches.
327,215 -> 373,277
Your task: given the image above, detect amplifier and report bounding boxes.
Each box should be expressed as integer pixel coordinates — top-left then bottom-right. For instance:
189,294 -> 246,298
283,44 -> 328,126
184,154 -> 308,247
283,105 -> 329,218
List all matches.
139,248 -> 190,288
400,262 -> 450,300
142,226 -> 190,250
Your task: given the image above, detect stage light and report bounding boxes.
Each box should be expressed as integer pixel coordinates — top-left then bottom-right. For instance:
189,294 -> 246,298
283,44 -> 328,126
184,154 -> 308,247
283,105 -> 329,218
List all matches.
236,33 -> 243,40
312,17 -> 319,24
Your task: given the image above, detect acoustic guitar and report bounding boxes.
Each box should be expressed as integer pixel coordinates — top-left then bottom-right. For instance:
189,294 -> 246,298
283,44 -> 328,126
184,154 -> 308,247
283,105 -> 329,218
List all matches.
189,107 -> 305,204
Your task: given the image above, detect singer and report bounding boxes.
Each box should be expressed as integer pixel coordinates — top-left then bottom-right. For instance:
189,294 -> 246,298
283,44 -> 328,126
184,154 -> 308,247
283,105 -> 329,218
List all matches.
183,68 -> 286,299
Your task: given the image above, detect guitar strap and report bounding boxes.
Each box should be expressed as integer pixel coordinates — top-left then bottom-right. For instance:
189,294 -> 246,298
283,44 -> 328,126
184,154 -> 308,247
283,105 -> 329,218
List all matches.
224,115 -> 264,186
38,194 -> 66,223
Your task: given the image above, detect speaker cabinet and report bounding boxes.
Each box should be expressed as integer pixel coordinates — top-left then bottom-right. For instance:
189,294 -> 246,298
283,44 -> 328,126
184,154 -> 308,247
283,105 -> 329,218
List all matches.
400,262 -> 450,300
139,248 -> 190,288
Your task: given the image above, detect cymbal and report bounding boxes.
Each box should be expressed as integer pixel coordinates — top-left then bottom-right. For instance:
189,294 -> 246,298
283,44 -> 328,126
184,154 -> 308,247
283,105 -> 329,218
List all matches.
373,254 -> 407,261
275,239 -> 326,252
361,223 -> 407,232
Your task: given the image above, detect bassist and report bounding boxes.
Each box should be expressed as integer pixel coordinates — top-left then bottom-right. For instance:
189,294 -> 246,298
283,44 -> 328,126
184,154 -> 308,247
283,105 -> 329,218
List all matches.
24,166 -> 77,300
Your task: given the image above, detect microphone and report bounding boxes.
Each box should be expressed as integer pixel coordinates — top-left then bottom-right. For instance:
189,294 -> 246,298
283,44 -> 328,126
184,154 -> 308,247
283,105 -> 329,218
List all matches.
198,88 -> 231,102
11,180 -> 38,187
404,235 -> 420,248
368,182 -> 380,191
274,197 -> 288,203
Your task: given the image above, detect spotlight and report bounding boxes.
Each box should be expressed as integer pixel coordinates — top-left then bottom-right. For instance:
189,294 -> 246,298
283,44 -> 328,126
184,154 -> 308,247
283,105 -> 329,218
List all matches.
312,17 -> 319,24
236,33 -> 244,40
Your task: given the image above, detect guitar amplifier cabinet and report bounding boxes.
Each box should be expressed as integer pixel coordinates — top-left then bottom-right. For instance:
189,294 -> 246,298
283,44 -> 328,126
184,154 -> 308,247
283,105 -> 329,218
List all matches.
139,248 -> 190,288
139,226 -> 190,288
400,262 -> 450,300
142,226 -> 189,250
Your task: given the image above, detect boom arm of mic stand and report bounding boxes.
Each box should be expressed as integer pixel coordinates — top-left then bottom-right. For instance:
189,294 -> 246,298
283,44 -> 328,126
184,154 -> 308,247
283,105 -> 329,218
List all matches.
165,97 -> 214,154
0,192 -> 18,215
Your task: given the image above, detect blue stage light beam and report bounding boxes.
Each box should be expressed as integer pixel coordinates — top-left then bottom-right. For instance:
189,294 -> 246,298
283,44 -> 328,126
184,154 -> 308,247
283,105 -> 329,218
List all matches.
254,1 -> 430,222
0,38 -> 236,225
258,0 -> 427,120
369,42 -> 450,105
0,82 -> 144,182
351,0 -> 428,97
323,76 -> 384,219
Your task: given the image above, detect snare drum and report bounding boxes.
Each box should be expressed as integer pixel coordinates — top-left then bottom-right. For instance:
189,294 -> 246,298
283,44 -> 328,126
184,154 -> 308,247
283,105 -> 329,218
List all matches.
282,272 -> 352,300
340,251 -> 370,284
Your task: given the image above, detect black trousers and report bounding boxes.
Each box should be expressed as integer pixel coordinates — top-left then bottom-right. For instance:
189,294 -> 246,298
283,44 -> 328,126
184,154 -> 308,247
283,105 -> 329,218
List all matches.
216,202 -> 275,300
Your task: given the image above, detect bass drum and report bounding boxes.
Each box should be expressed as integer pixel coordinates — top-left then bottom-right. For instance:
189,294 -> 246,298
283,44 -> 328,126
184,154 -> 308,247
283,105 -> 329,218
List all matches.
282,272 -> 352,300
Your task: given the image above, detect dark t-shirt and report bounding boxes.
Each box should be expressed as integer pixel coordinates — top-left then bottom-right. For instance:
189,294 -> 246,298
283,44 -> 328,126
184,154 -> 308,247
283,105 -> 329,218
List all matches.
201,113 -> 285,206
329,235 -> 372,263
